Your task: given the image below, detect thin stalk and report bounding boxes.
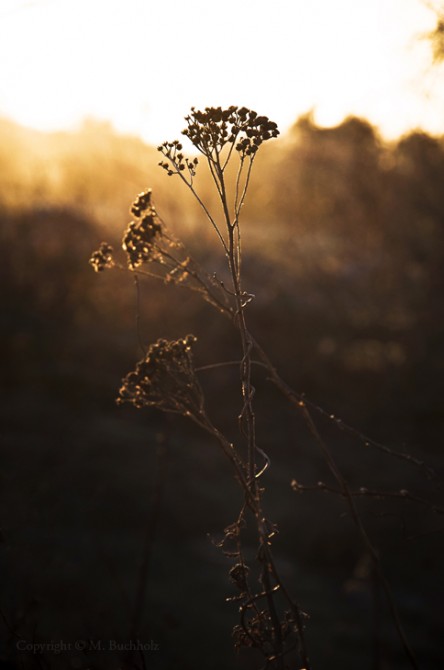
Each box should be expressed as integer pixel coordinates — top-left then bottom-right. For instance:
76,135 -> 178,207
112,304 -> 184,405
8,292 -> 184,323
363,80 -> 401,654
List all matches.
163,157 -> 228,253
133,265 -> 229,314
234,156 -> 246,217
205,150 -> 224,201
214,154 -> 258,491
259,548 -> 285,669
228,229 -> 257,488
216,155 -> 310,668
222,129 -> 240,170
153,119 -> 313,667
250,336 -> 420,670
301,405 -> 419,670
262,542 -> 311,670
188,411 -> 252,501
235,156 -> 255,221
233,157 -> 247,282
153,245 -> 231,312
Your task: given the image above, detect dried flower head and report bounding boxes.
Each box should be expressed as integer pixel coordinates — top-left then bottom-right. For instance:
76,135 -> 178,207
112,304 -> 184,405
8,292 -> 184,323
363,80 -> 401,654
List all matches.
89,242 -> 114,272
130,189 -> 152,217
183,106 -> 279,157
122,189 -> 162,268
158,106 -> 279,176
117,335 -> 204,417
158,140 -> 199,177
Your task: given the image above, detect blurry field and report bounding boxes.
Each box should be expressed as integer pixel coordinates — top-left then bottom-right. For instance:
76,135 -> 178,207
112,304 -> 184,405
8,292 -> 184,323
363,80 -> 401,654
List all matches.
1,115 -> 444,669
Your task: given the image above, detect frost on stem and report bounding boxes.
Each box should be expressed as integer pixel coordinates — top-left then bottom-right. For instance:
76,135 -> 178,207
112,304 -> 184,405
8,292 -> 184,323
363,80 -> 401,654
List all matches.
117,335 -> 204,418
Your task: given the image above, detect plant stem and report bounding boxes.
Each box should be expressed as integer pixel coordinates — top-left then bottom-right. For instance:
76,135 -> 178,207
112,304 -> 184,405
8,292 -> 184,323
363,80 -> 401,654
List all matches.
250,336 -> 419,670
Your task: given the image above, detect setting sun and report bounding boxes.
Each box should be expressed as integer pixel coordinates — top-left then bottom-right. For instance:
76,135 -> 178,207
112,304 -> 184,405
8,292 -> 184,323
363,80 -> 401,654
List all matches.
0,0 -> 443,142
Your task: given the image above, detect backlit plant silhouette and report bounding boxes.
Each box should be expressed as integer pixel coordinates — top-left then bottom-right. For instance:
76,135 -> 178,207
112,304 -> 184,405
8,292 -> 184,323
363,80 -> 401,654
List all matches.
90,106 -> 438,670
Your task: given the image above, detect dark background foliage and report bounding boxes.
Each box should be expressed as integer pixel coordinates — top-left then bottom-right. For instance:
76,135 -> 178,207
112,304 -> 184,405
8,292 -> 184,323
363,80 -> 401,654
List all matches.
1,115 -> 443,669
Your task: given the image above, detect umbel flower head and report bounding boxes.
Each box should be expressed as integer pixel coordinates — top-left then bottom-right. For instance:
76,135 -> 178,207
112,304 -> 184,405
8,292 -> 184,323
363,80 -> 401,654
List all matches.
183,106 -> 279,156
158,106 -> 279,176
122,189 -> 162,268
117,335 -> 204,417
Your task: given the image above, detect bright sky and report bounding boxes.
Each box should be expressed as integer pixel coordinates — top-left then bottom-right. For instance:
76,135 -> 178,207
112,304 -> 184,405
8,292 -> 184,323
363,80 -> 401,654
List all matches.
0,0 -> 442,143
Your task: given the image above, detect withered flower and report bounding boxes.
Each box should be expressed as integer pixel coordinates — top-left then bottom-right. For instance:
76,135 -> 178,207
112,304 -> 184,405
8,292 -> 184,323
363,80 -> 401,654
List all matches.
122,189 -> 162,268
89,242 -> 114,272
117,335 -> 204,417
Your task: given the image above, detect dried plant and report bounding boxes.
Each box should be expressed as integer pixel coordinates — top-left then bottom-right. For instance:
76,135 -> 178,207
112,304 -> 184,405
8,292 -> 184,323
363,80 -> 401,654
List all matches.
90,106 -> 439,670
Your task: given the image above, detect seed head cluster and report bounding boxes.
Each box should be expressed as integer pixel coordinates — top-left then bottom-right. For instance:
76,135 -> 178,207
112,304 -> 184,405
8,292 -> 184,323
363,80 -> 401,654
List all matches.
123,189 -> 162,268
183,106 -> 279,157
117,335 -> 204,416
89,242 -> 114,272
157,106 -> 279,176
158,140 -> 199,177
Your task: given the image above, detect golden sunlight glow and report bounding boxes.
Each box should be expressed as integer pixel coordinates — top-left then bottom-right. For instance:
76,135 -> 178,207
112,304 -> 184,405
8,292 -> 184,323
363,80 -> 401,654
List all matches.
0,0 -> 443,142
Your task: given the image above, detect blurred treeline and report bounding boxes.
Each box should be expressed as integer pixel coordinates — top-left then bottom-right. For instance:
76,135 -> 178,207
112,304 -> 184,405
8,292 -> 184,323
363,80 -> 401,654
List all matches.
1,114 -> 444,669
2,113 -> 444,439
